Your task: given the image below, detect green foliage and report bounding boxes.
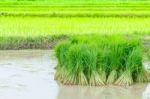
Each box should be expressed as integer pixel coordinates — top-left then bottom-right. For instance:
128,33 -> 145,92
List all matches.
55,35 -> 148,86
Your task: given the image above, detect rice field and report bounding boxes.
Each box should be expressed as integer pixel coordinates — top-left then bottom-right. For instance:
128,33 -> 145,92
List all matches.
0,16 -> 150,49
1,1 -> 150,17
1,16 -> 150,36
1,1 -> 150,49
0,0 -> 150,95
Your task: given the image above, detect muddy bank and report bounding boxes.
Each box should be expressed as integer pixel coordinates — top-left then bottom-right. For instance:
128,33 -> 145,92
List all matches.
0,35 -> 68,50
0,50 -> 149,99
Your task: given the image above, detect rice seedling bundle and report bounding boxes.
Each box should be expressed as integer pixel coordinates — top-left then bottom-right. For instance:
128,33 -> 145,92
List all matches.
55,35 -> 148,86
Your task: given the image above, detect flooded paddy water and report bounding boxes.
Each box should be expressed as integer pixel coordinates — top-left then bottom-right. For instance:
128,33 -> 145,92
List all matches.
0,50 -> 150,99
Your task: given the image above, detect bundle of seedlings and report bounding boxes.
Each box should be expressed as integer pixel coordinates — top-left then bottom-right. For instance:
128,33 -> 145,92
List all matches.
115,47 -> 148,86
55,35 -> 149,86
55,41 -> 71,82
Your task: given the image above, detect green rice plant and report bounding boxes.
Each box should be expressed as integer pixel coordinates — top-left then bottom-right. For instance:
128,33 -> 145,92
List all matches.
147,49 -> 150,61
66,44 -> 91,85
63,44 -> 89,85
107,44 -> 124,84
134,49 -> 148,82
96,48 -> 110,83
55,41 -> 71,81
87,45 -> 105,86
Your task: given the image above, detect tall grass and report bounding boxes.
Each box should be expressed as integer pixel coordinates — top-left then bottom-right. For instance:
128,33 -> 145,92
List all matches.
55,35 -> 148,86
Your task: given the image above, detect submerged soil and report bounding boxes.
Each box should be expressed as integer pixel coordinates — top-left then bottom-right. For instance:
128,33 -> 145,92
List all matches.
0,50 -> 149,99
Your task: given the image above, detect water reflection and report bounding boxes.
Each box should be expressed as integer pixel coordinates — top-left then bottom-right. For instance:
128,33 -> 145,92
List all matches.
57,83 -> 149,99
143,84 -> 150,99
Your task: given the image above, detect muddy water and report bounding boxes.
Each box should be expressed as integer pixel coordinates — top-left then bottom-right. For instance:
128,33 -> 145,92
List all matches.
0,50 -> 150,99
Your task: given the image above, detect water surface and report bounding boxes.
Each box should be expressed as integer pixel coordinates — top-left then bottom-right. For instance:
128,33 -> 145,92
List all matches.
0,50 -> 149,99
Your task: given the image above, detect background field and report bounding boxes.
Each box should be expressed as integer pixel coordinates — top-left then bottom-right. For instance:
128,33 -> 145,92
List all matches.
1,1 -> 150,17
0,0 -> 150,49
1,16 -> 150,37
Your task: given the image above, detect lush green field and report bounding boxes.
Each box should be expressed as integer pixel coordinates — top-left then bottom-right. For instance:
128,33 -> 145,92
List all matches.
1,0 -> 150,49
1,16 -> 150,49
1,16 -> 150,37
1,1 -> 150,17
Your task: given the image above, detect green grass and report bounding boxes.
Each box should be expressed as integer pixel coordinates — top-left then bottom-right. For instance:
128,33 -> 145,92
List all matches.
55,35 -> 148,86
